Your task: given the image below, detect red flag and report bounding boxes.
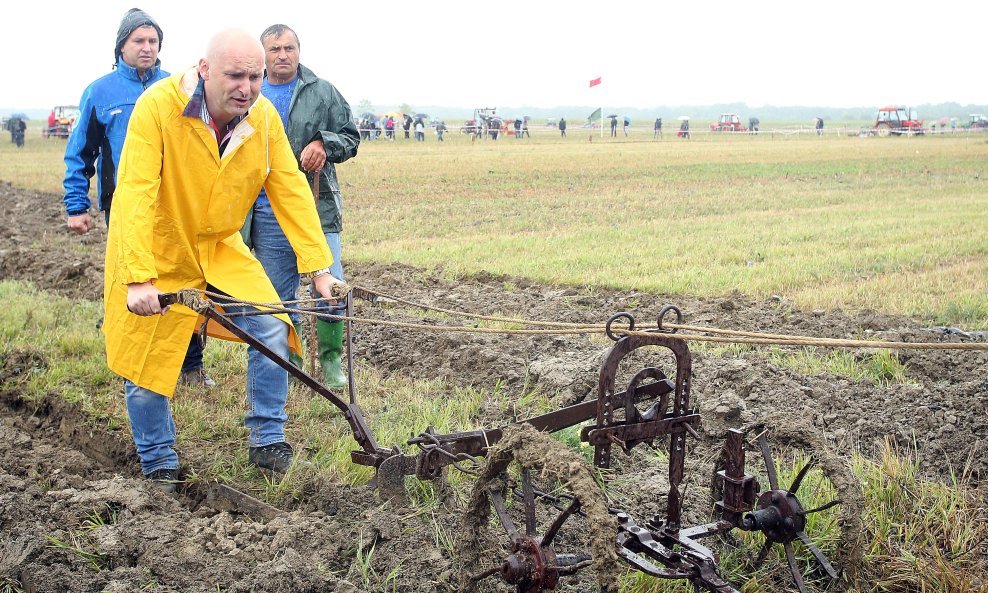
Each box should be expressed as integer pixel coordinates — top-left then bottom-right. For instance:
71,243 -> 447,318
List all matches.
589,77 -> 602,88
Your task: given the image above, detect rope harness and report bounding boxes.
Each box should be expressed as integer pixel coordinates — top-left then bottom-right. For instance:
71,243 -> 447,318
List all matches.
170,286 -> 988,352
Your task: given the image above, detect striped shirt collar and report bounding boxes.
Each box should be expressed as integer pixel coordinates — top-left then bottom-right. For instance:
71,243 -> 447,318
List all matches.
181,75 -> 247,153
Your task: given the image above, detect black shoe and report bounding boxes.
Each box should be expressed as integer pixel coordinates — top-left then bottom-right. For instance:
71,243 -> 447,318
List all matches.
147,468 -> 180,494
248,442 -> 296,473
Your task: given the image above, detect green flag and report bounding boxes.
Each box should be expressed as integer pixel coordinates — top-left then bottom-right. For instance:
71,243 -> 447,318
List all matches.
587,108 -> 602,123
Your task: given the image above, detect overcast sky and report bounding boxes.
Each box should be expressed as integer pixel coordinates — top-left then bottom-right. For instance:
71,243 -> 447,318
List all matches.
6,0 -> 981,111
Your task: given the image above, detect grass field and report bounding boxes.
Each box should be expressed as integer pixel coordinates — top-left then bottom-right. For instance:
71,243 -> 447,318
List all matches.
2,125 -> 987,591
4,125 -> 986,328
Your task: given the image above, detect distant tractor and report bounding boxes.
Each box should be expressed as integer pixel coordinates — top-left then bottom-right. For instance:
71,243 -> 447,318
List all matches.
967,114 -> 988,130
873,106 -> 924,136
44,105 -> 80,139
710,113 -> 747,132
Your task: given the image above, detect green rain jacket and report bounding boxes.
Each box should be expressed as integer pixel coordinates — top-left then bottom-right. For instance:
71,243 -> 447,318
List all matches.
247,63 -> 359,236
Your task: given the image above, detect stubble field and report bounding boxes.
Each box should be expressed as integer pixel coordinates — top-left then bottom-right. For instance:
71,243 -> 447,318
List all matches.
0,127 -> 986,592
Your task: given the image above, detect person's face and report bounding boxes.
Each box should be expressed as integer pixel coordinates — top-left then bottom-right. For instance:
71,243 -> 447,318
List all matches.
199,43 -> 264,126
262,31 -> 300,84
120,25 -> 159,72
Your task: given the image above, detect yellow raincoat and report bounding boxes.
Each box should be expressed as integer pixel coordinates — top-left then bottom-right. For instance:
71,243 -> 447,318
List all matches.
103,68 -> 332,397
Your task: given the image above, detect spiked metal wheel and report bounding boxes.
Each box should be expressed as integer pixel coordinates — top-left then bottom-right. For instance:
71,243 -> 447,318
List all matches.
714,426 -> 863,592
461,424 -> 620,593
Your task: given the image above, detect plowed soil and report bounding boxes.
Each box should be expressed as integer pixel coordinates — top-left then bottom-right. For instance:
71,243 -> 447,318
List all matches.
1,180 -> 986,592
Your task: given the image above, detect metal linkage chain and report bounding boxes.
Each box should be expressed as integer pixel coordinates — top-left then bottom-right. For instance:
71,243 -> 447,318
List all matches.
413,431 -> 483,476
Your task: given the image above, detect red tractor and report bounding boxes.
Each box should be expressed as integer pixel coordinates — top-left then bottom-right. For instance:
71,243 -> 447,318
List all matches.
710,113 -> 747,132
42,105 -> 79,139
873,106 -> 924,136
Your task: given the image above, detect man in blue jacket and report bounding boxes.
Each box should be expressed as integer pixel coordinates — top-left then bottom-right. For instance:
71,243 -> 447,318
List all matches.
62,8 -> 216,388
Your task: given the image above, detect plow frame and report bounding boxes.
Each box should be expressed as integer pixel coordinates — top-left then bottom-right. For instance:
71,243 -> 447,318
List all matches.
167,294 -> 830,593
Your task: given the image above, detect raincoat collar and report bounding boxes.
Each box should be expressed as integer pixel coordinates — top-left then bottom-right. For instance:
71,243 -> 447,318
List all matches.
115,57 -> 162,86
180,69 -> 249,155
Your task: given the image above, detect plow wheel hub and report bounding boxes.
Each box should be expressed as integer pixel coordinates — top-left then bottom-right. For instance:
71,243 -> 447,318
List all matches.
744,488 -> 806,543
501,536 -> 559,592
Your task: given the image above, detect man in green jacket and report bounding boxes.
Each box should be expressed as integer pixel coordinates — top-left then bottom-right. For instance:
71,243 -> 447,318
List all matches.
246,23 -> 359,387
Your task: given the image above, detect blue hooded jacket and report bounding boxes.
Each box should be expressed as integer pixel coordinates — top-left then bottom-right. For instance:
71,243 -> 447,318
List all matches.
62,59 -> 169,216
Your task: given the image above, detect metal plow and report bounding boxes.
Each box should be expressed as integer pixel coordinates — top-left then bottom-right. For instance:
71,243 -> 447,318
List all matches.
165,293 -> 859,593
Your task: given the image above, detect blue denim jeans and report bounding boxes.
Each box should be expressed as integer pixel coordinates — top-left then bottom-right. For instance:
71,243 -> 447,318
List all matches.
250,194 -> 344,326
124,306 -> 290,475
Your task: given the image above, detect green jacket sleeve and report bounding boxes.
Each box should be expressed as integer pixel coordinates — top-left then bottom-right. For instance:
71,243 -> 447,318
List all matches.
318,83 -> 359,164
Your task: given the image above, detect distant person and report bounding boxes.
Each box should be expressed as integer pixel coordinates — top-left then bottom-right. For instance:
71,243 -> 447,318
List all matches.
385,115 -> 394,140
522,119 -> 530,138
403,113 -> 412,139
489,120 -> 500,141
623,117 -> 630,136
815,117 -> 824,136
47,110 -> 56,133
414,119 -> 425,141
559,117 -> 567,137
678,119 -> 690,139
653,117 -> 662,139
436,120 -> 446,142
11,118 -> 26,148
514,118 -> 522,139
748,117 -> 759,134
610,116 -> 617,137
62,10 -> 213,388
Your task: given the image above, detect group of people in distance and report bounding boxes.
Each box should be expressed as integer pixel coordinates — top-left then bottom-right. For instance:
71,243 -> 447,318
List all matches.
60,9 -> 360,492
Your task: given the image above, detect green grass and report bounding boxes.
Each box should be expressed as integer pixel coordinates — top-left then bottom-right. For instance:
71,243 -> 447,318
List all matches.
768,347 -> 912,386
3,132 -> 986,328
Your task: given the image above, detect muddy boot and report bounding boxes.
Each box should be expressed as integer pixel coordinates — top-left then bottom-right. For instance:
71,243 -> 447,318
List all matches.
146,468 -> 180,494
316,319 -> 346,389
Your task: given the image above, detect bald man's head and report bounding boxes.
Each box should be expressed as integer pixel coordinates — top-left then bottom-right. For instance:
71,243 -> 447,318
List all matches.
198,29 -> 265,128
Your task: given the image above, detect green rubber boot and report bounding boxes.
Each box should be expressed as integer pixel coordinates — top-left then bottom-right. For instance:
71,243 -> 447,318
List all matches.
316,320 -> 347,389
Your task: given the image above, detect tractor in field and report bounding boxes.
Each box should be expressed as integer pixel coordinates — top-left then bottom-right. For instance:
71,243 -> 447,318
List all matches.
710,113 -> 747,132
43,105 -> 79,139
967,114 -> 988,130
873,106 -> 924,136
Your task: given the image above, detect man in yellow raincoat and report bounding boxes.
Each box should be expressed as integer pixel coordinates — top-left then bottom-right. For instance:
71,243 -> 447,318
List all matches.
103,29 -> 343,490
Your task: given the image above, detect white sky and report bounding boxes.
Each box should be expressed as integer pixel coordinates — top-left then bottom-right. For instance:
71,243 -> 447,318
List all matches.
5,0 -> 981,110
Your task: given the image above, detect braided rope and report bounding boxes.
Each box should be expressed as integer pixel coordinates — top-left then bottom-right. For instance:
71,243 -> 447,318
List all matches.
174,287 -> 988,351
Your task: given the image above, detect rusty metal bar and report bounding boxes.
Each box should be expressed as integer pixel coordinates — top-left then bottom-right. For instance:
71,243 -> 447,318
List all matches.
407,379 -> 673,459
199,306 -> 384,457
